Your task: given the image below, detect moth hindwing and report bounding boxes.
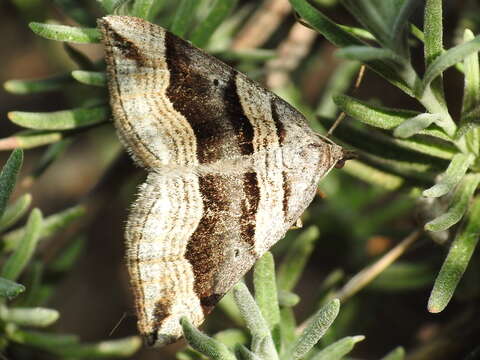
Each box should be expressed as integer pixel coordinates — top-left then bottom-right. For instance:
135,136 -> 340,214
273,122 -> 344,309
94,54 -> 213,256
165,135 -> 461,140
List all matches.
98,15 -> 345,347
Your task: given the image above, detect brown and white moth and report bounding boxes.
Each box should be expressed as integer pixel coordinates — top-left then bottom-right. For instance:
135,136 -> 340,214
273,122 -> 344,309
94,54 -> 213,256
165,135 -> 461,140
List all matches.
98,15 -> 347,347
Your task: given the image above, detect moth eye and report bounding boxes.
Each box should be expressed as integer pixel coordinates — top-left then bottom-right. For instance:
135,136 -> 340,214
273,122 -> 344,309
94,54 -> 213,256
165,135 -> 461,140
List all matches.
213,79 -> 219,86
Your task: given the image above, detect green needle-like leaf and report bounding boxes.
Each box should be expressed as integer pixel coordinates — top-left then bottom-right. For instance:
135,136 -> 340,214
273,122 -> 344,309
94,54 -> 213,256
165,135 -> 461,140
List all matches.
170,0 -> 198,37
310,335 -> 365,360
233,282 -> 278,360
50,336 -> 141,357
4,74 -> 72,94
279,308 -> 296,350
394,113 -> 442,138
420,35 -> 480,96
29,22 -> 101,43
8,106 -> 109,131
0,131 -> 64,151
277,226 -> 319,292
0,306 -> 59,327
190,0 -> 238,48
131,0 -> 155,20
423,153 -> 474,198
2,209 -> 43,281
0,194 -> 32,232
380,346 -> 406,360
0,278 -> 25,300
336,46 -> 402,64
254,252 -> 280,330
235,344 -> 262,360
428,196 -> 480,313
425,174 -> 480,232
3,205 -> 85,252
462,29 -> 480,116
278,290 -> 300,307
333,94 -> 450,140
71,71 -> 107,87
181,317 -> 236,360
283,299 -> 340,360
0,149 -> 23,219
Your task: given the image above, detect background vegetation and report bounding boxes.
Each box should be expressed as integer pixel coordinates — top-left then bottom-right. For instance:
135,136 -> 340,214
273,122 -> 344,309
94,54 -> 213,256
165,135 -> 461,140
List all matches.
0,0 -> 480,359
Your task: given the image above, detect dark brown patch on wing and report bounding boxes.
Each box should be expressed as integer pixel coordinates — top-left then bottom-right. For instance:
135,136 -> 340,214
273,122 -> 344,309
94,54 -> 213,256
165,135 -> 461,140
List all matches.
164,31 -> 254,163
240,172 -> 259,247
200,293 -> 224,314
185,175 -> 229,308
100,21 -> 146,65
281,170 -> 291,219
271,99 -> 286,144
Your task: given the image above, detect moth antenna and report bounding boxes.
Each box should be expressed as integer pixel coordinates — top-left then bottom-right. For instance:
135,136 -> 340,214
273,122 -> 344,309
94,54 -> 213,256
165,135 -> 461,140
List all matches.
326,64 -> 366,137
109,312 -> 128,337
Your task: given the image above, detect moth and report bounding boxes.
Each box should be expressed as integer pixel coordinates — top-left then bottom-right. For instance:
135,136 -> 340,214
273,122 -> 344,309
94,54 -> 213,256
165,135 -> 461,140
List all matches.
98,15 -> 348,347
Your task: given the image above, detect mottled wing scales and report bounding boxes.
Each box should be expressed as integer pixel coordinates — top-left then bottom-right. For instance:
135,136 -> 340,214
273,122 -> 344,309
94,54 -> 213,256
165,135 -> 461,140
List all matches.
99,15 -> 346,347
100,16 -> 198,168
126,172 -> 204,345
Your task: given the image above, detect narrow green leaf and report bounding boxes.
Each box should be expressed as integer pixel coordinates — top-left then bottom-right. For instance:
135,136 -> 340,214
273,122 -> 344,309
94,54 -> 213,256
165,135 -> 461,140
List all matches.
461,29 -> 480,155
278,290 -> 300,307
49,336 -> 141,357
71,71 -> 107,87
0,306 -> 58,327
423,0 -> 445,101
428,197 -> 480,313
181,317 -> 236,360
29,22 -> 101,43
213,49 -> 276,62
0,194 -> 32,232
391,0 -> 417,57
8,329 -> 78,348
3,205 -> 85,252
425,174 -> 480,232
0,149 -> 23,219
336,46 -> 402,64
277,226 -> 319,291
423,153 -> 474,198
97,0 -> 129,13
380,346 -> 406,360
342,160 -> 404,190
0,131 -> 63,150
338,25 -> 376,41
393,136 -> 456,160
235,344 -> 262,360
0,278 -> 25,300
279,308 -> 296,350
131,0 -> 154,20
333,94 -> 450,140
218,291 -> 244,326
190,0 -> 238,48
254,252 -> 280,330
213,329 -> 248,347
170,0 -> 198,37
394,113 -> 442,138
424,0 -> 443,66
310,335 -> 364,360
233,282 -> 278,359
283,299 -> 340,360
462,29 -> 480,115
4,74 -> 71,94
420,35 -> 480,95
2,209 -> 43,281
17,261 -> 44,307
8,106 -> 109,131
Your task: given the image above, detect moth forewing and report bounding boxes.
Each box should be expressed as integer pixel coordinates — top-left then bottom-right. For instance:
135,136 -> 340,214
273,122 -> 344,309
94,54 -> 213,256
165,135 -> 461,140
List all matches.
98,15 -> 346,347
